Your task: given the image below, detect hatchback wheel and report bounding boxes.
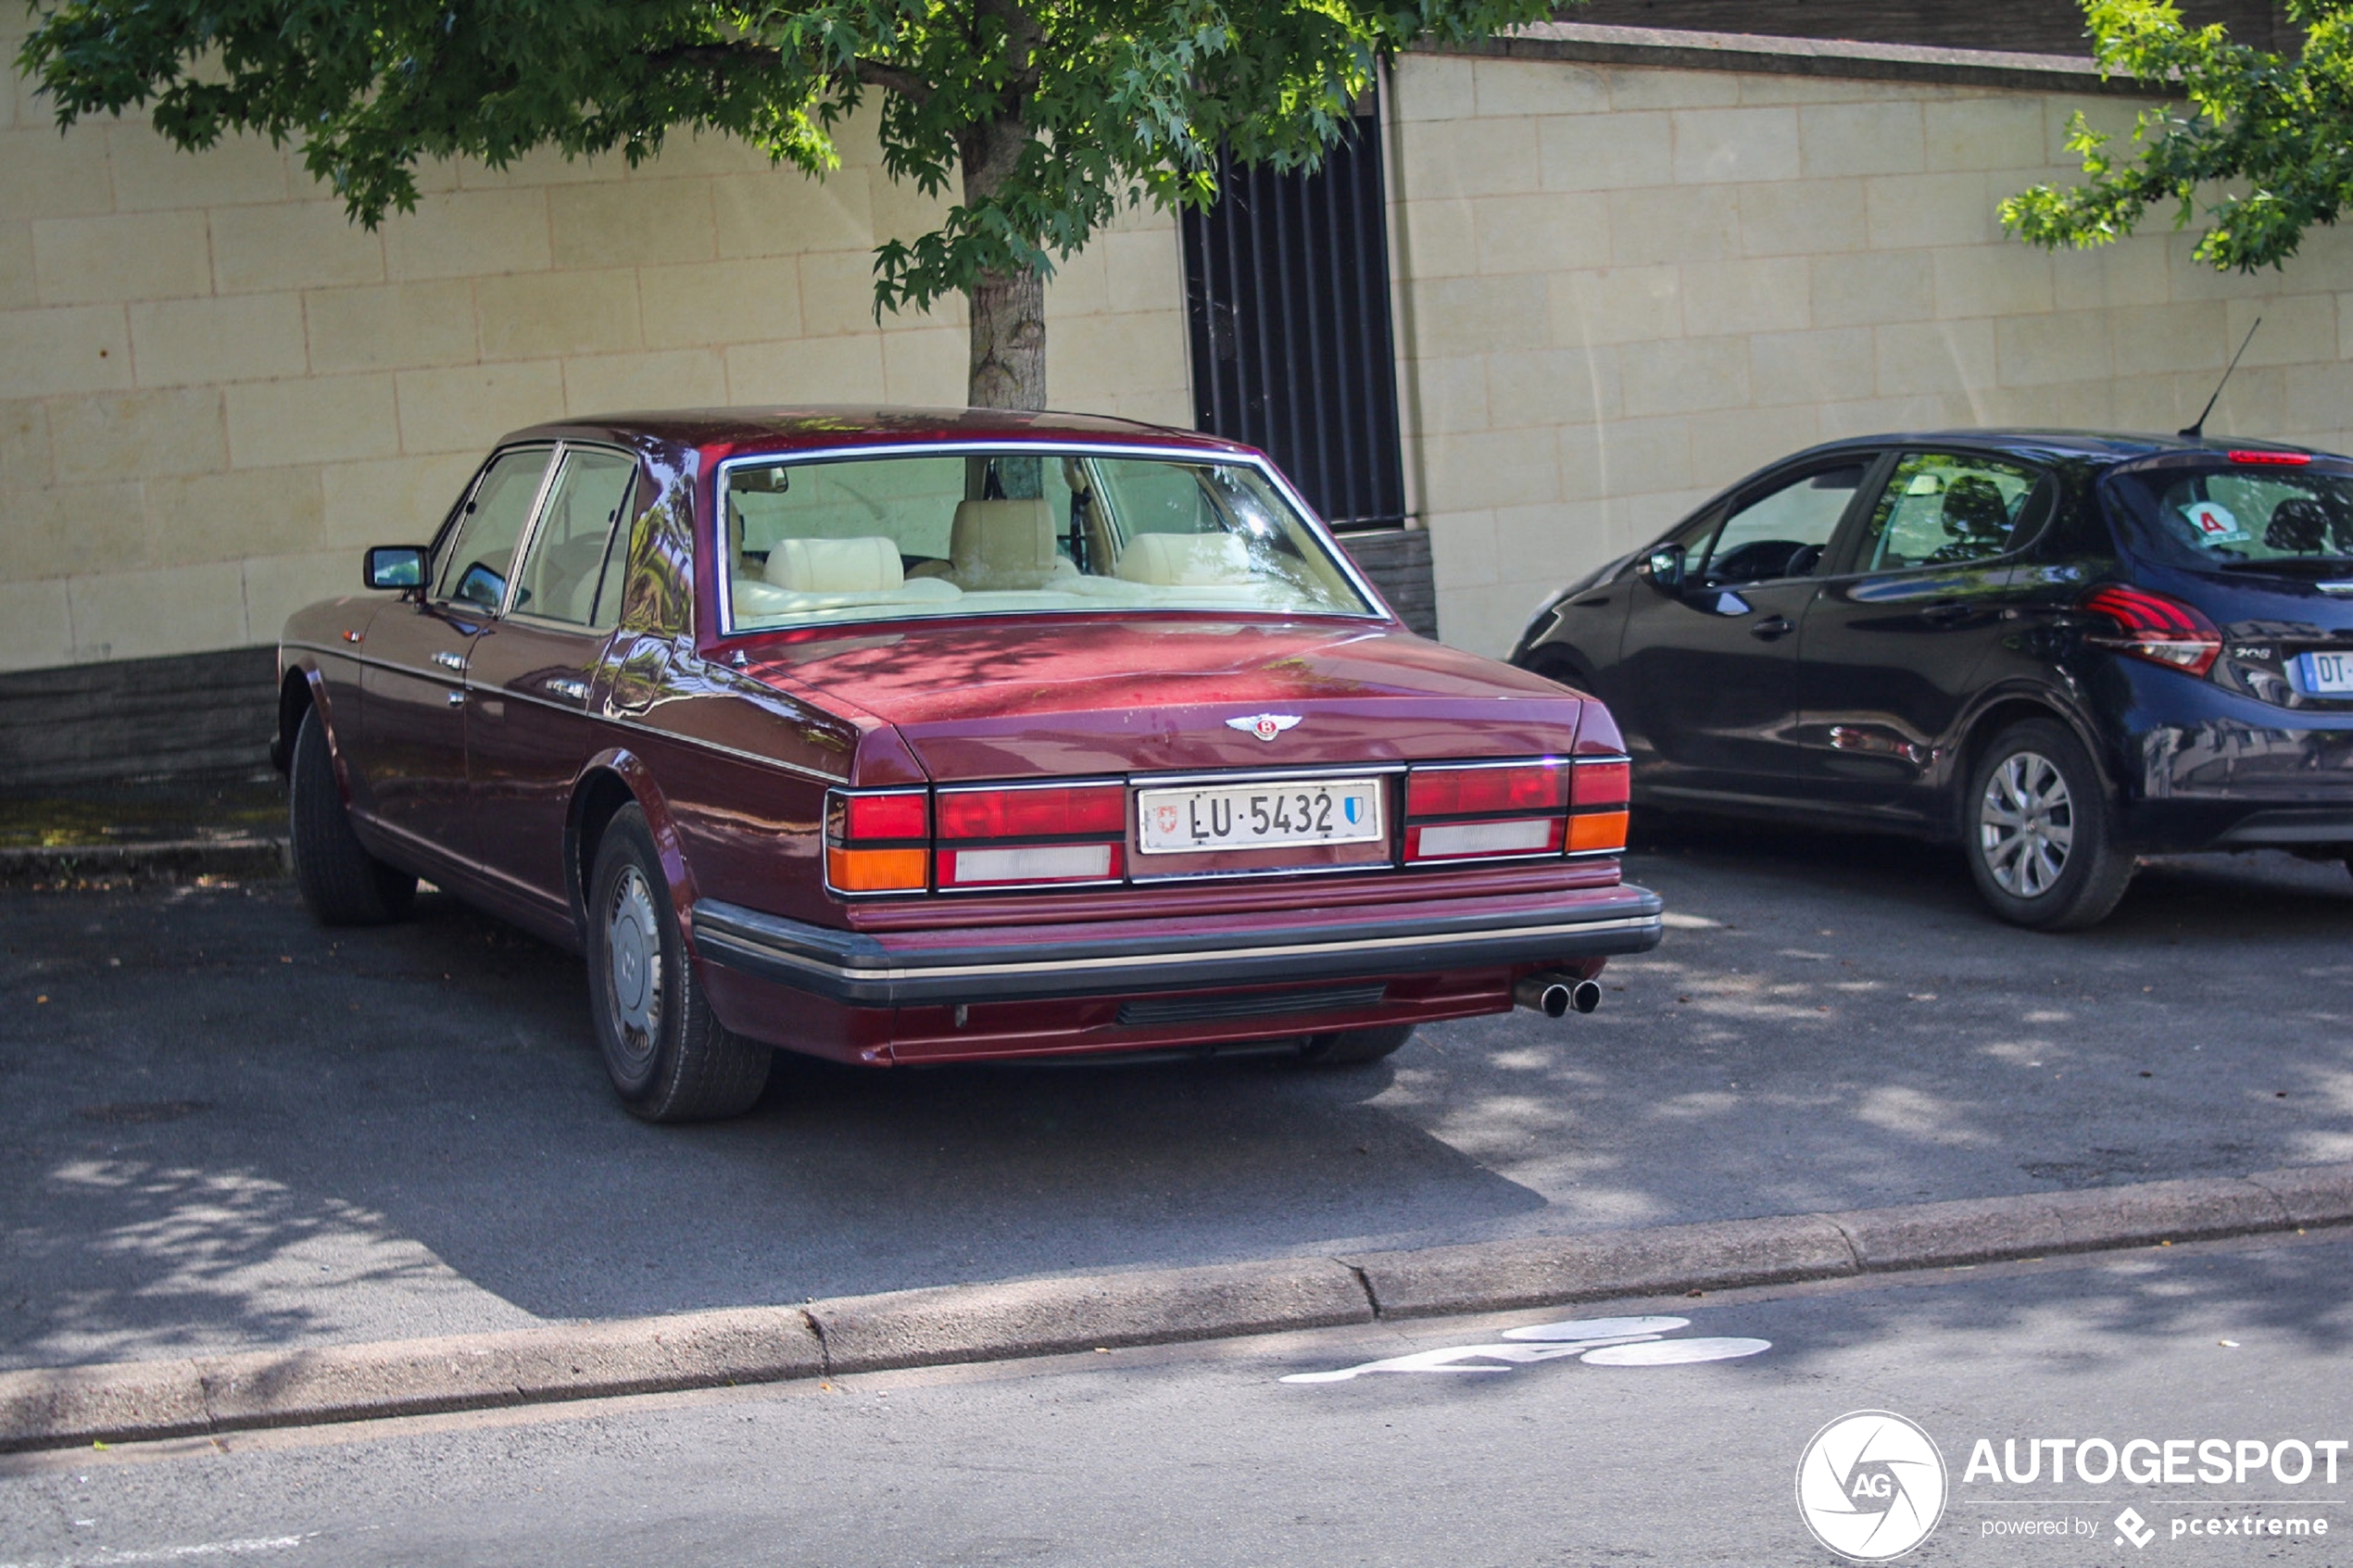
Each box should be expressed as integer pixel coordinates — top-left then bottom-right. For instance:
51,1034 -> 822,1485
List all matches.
1964,719 -> 2133,931
288,706 -> 416,925
586,804 -> 772,1122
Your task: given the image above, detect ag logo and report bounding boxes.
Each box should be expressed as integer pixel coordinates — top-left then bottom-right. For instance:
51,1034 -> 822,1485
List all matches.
1796,1411 -> 1947,1562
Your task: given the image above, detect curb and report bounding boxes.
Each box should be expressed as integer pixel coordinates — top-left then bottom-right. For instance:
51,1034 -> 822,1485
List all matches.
6,1163 -> 2348,1453
0,837 -> 289,887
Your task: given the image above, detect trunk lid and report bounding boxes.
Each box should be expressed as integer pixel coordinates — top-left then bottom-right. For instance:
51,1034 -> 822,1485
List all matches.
738,618 -> 1590,781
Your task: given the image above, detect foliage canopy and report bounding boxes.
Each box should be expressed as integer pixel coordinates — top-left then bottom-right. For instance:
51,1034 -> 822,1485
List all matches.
19,0 -> 1552,319
2003,0 -> 2353,272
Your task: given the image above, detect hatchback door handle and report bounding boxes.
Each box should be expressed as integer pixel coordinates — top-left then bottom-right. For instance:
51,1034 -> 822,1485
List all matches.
446,689 -> 466,707
1751,616 -> 1796,641
433,650 -> 467,671
1921,604 -> 1974,624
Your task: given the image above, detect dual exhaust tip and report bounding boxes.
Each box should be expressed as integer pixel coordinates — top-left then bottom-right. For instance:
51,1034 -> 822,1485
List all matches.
1515,972 -> 1603,1019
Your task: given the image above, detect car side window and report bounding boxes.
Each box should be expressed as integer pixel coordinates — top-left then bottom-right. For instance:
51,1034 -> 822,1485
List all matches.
1855,452 -> 2052,571
434,447 -> 553,610
512,448 -> 636,626
1698,463 -> 1868,585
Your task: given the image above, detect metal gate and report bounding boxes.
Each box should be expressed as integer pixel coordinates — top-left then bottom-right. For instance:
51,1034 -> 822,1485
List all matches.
1180,102 -> 1407,533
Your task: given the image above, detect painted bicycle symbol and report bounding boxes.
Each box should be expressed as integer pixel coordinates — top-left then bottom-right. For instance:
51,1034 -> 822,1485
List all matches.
1280,1314 -> 1770,1385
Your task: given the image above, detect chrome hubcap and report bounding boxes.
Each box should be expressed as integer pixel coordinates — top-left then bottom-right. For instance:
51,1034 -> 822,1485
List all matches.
1979,750 -> 2074,898
604,865 -> 662,1058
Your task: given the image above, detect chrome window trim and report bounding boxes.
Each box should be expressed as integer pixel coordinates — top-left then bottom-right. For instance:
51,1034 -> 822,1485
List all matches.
709,441 -> 1392,639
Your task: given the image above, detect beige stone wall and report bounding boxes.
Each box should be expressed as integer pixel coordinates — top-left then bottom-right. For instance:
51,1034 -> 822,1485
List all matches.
1391,53 -> 2353,658
0,5 -> 1189,672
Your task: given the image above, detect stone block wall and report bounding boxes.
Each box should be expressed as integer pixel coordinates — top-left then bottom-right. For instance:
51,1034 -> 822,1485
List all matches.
0,3 -> 1190,673
1390,50 -> 2353,657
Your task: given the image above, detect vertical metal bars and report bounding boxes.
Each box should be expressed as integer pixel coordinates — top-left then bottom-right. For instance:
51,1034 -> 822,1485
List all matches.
1180,105 -> 1407,531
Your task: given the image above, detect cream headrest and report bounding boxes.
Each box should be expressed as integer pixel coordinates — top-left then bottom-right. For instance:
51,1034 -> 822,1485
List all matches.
764,536 -> 902,594
1114,531 -> 1252,585
950,498 -> 1060,589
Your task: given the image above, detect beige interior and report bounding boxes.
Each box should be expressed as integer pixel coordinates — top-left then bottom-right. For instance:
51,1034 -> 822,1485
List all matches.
948,499 -> 1071,590
764,535 -> 903,594
1114,532 -> 1252,585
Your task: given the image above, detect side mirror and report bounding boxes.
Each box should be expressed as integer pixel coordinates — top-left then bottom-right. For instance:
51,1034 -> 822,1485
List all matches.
1642,543 -> 1687,594
365,546 -> 426,592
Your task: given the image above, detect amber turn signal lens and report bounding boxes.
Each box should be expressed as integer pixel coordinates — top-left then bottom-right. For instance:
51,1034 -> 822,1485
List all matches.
825,845 -> 928,893
1567,809 -> 1629,854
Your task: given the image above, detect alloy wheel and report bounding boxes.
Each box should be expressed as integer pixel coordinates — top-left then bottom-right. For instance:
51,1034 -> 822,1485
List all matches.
1978,750 -> 2074,898
604,864 -> 664,1066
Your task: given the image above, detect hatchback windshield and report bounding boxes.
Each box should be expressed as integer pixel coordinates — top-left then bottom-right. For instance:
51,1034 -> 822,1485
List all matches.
721,449 -> 1376,630
2108,461 -> 2353,571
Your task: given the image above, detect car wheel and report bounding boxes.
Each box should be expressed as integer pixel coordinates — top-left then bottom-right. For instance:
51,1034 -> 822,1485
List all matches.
1964,719 -> 2133,931
288,706 -> 417,925
1299,1023 -> 1416,1067
585,804 -> 772,1123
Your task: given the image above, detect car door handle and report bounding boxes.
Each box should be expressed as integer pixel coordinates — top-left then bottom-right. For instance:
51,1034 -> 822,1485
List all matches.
547,677 -> 590,702
433,650 -> 467,671
1921,604 -> 1974,624
446,689 -> 466,707
1750,616 -> 1796,641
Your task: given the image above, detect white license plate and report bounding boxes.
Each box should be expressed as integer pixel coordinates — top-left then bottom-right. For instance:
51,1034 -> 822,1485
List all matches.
1136,778 -> 1385,854
2297,650 -> 2353,694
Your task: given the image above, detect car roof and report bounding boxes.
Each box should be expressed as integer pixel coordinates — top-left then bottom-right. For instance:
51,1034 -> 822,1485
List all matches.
498,406 -> 1263,464
1777,428 -> 2342,467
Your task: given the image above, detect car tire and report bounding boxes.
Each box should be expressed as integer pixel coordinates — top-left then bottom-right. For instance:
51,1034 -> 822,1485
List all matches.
1963,719 -> 2134,932
1299,1023 -> 1416,1067
585,804 -> 772,1123
288,706 -> 417,925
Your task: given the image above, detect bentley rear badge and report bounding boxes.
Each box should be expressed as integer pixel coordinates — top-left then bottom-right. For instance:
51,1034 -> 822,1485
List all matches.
1226,713 -> 1302,742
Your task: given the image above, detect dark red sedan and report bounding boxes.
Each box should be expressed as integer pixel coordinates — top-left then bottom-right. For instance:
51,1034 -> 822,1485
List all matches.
275,410 -> 1661,1121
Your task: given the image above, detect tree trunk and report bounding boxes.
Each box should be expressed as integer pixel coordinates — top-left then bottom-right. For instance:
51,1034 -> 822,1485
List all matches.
960,111 -> 1046,410
967,266 -> 1046,410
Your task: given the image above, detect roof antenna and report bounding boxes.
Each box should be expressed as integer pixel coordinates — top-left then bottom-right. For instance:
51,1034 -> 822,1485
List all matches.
2181,318 -> 2259,440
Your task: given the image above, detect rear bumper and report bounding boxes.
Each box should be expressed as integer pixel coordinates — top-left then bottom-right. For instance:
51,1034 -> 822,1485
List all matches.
2100,659 -> 2353,851
690,884 -> 1664,1009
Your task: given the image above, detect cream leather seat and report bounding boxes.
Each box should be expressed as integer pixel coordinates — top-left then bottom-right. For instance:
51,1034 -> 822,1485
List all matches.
765,534 -> 903,594
1114,531 -> 1252,585
948,499 -> 1074,590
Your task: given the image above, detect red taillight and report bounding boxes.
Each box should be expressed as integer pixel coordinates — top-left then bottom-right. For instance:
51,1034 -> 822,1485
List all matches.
824,788 -> 930,895
2081,584 -> 2221,677
934,781 -> 1127,888
844,792 -> 928,841
1405,762 -> 1570,818
1404,760 -> 1584,864
1572,759 -> 1629,810
937,784 -> 1126,840
2229,449 -> 2311,466
1567,754 -> 1630,856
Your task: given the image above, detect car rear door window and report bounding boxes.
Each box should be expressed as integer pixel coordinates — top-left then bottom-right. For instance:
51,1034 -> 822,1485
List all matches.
1698,463 -> 1868,585
435,447 -> 553,610
1854,453 -> 2051,571
511,447 -> 636,626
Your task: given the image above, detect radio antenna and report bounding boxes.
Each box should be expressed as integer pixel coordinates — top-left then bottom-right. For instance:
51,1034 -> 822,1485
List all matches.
2181,318 -> 2259,440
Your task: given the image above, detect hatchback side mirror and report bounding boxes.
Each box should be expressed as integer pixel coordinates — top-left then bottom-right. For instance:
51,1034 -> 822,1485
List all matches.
365,546 -> 426,592
1642,543 -> 1687,594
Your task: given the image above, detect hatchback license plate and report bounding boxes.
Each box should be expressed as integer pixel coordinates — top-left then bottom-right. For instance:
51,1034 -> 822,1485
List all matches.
2296,650 -> 2353,694
1136,778 -> 1385,854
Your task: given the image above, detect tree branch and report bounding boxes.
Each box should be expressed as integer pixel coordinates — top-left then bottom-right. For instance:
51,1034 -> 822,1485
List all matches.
852,59 -> 936,105
648,41 -> 783,71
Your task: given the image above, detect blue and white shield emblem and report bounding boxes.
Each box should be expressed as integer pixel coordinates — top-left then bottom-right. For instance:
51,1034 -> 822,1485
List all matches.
1343,797 -> 1361,824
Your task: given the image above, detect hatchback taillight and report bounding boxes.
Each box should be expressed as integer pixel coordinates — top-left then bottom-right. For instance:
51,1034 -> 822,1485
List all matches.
824,788 -> 930,894
936,781 -> 1126,889
2082,584 -> 2222,678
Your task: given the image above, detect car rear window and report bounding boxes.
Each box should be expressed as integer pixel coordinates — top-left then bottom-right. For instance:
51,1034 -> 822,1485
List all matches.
720,449 -> 1377,632
2108,461 -> 2353,571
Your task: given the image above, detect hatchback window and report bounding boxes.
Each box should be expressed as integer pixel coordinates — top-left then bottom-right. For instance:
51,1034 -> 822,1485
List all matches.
1856,453 -> 2050,571
721,449 -> 1374,631
1698,464 -> 1865,585
2108,464 -> 2353,571
435,448 -> 552,609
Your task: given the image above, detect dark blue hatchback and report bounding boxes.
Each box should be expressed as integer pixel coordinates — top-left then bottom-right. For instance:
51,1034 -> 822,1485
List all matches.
1510,431 -> 2353,929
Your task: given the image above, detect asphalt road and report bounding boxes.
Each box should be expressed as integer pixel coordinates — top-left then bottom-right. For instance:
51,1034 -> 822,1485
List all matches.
3,1228 -> 2347,1565
2,824 -> 2349,1372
